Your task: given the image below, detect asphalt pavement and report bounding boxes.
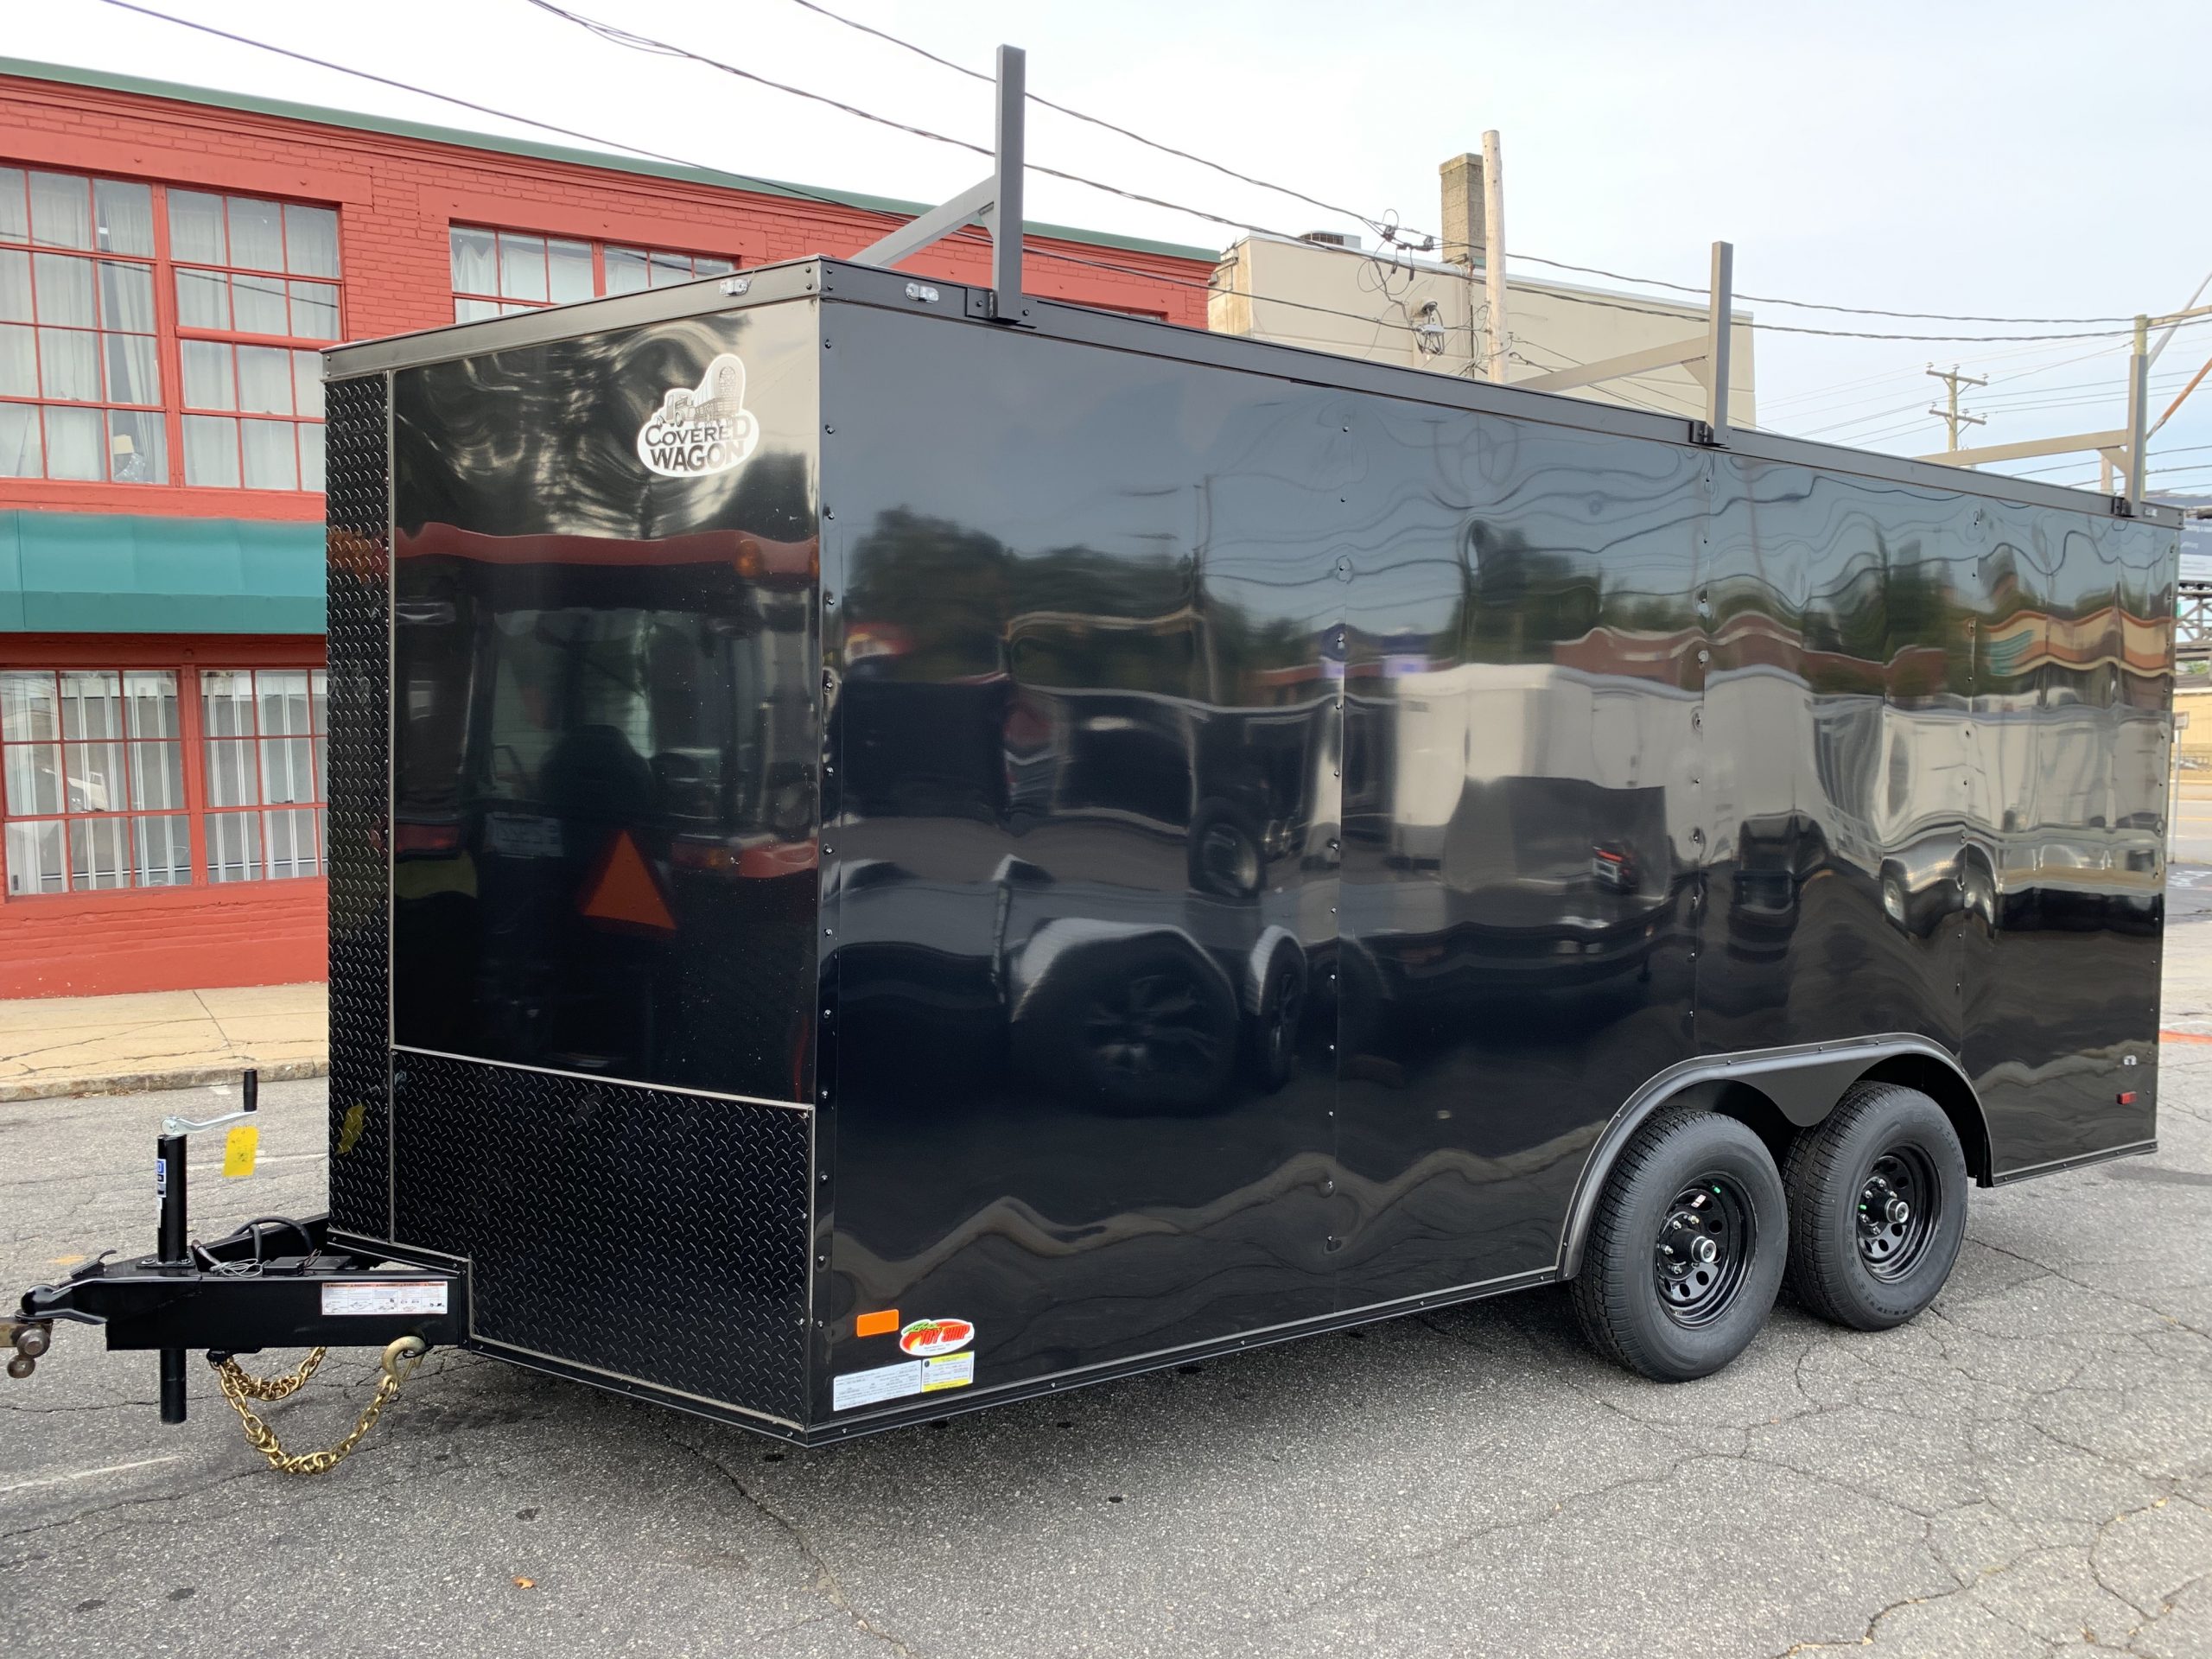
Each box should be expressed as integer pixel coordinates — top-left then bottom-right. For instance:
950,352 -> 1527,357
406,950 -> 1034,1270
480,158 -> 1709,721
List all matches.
5,944 -> 2212,1656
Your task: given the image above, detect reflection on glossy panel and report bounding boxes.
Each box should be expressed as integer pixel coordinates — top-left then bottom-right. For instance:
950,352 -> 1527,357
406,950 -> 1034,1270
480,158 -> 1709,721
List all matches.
388,304 -> 821,1103
813,298 -> 2173,1415
823,311 -> 1347,1411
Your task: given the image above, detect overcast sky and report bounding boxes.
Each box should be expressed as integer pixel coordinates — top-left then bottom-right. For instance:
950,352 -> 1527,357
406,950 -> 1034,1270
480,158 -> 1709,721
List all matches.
16,0 -> 2211,492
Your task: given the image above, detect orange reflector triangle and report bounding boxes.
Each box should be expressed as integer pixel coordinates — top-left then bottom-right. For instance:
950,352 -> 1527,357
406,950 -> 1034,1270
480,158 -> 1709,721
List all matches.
579,830 -> 676,933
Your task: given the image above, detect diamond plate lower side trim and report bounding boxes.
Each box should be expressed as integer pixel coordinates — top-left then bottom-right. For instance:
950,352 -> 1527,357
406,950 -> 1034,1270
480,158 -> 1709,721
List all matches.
391,1048 -> 813,1421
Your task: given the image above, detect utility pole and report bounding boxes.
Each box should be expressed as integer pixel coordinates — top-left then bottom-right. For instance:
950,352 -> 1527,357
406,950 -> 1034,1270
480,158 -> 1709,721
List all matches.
1926,363 -> 1987,453
1481,130 -> 1507,383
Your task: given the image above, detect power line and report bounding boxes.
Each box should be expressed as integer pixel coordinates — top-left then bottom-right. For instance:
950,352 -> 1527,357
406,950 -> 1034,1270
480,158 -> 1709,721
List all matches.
85,0 -> 1446,351
94,0 -> 868,216
2010,442 -> 2212,479
777,0 -> 1412,246
509,3 -> 2194,347
1508,250 -> 2137,326
1534,285 -> 2177,343
522,0 -> 1323,247
1782,364 -> 2197,440
94,0 -> 2210,357
1761,336 -> 2136,416
785,0 -> 2164,336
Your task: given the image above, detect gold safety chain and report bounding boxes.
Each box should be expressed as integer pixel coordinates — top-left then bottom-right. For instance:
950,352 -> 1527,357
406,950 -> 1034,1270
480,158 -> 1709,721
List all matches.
213,1336 -> 427,1476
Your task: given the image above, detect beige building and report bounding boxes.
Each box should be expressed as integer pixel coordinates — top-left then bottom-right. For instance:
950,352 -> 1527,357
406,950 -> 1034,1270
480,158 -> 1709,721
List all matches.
1207,154 -> 1755,424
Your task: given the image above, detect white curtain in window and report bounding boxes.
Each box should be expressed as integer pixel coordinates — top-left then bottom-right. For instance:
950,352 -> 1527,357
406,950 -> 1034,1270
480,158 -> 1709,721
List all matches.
28,172 -> 91,250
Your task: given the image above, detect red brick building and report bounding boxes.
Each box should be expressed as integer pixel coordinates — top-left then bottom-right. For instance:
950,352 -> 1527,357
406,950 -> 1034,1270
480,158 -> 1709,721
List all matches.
0,56 -> 1214,999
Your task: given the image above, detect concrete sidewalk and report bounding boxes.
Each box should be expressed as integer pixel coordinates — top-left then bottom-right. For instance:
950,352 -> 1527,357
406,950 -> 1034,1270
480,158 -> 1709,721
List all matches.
0,982 -> 327,1102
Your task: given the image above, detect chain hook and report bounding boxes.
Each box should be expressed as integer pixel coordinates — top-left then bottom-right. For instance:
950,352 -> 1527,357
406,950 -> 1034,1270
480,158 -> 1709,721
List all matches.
213,1338 -> 431,1476
381,1334 -> 427,1383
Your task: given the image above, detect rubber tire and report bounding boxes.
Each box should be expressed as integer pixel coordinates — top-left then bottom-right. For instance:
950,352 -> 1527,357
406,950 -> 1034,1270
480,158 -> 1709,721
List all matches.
1783,1082 -> 1967,1332
1571,1107 -> 1789,1382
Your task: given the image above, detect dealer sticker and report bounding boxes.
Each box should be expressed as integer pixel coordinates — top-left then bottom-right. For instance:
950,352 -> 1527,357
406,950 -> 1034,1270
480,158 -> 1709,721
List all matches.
321,1281 -> 449,1317
899,1317 -> 974,1357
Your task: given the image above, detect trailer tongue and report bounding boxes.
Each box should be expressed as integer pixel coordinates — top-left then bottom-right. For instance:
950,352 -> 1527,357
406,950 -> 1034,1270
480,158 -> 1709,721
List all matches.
7,1070 -> 464,1472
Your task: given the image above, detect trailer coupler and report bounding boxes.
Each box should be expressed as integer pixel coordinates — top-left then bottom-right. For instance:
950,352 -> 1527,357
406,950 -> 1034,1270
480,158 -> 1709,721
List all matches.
6,1071 -> 464,1472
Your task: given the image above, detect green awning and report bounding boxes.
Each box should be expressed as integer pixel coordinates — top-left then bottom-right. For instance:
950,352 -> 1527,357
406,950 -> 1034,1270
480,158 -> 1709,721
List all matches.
0,511 -> 324,634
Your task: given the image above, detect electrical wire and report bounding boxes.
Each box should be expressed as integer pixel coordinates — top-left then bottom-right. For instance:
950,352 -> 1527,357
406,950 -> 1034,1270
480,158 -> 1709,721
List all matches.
1522,287 -> 2184,344
92,0 -> 872,216
521,0 -> 1324,247
521,2 -> 2193,346
784,0 -> 2166,334
1793,373 -> 2195,442
96,0 -> 2209,354
1760,336 -> 2139,417
1504,251 -> 2138,326
87,0 -> 1436,350
1017,241 -> 1442,344
2009,442 -> 2212,479
777,0 -> 1414,247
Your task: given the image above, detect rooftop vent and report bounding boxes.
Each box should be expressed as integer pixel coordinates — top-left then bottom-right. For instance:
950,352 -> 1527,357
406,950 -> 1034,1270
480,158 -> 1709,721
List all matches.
1301,231 -> 1362,251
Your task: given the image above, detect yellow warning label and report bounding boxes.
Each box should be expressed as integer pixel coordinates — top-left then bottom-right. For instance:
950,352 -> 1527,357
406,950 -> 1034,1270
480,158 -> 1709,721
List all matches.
222,1124 -> 260,1178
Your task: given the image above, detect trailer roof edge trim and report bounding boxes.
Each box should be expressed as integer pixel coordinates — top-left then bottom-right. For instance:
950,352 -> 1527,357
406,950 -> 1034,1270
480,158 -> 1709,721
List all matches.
325,256 -> 2181,531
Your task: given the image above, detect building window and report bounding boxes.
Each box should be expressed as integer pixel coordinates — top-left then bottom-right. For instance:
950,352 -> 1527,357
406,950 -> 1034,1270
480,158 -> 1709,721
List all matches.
0,169 -> 164,484
0,663 -> 327,898
169,192 -> 338,491
448,226 -> 734,321
1,669 -> 188,893
0,165 -> 339,492
200,668 -> 327,882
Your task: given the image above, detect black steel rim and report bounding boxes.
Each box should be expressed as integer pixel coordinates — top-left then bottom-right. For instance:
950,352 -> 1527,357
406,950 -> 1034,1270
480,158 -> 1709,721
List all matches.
1651,1174 -> 1753,1327
1857,1145 -> 1939,1281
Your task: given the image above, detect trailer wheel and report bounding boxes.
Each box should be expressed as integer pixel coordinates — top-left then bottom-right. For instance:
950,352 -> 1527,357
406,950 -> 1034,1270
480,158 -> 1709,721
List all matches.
1570,1107 -> 1788,1382
1783,1083 -> 1967,1331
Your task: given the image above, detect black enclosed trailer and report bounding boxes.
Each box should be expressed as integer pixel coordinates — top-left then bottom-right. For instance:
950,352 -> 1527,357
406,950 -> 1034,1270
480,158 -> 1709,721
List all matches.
10,255 -> 2182,1446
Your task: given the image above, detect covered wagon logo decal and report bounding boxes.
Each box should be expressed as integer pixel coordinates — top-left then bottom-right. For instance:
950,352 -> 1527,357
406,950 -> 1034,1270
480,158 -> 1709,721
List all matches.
636,353 -> 760,479
899,1317 -> 974,1357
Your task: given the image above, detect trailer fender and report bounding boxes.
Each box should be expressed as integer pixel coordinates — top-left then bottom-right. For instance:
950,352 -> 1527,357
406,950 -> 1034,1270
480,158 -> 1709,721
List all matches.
1556,1034 -> 1989,1281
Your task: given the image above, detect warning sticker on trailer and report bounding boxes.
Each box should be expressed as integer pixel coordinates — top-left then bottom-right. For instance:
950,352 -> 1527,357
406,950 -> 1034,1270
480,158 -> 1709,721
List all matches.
833,1349 -> 979,1411
833,1358 -> 922,1412
321,1281 -> 449,1318
920,1352 -> 974,1392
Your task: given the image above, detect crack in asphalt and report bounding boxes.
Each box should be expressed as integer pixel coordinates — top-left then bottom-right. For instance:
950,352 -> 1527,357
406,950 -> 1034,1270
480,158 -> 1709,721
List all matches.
669,1426 -> 921,1659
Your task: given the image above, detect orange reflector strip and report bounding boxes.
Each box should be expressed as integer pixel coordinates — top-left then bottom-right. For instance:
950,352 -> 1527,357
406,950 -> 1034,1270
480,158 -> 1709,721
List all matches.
580,830 -> 676,934
855,1309 -> 899,1338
